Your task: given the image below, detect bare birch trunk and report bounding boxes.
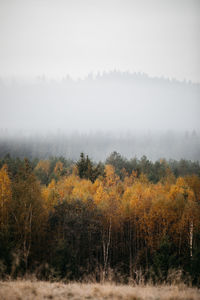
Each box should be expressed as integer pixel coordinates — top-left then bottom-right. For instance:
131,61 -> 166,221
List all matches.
23,204 -> 33,271
129,220 -> 133,278
189,220 -> 193,258
102,217 -> 112,282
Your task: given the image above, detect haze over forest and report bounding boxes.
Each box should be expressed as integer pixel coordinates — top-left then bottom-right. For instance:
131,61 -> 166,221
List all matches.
0,0 -> 200,161
0,72 -> 199,161
1,1 -> 200,292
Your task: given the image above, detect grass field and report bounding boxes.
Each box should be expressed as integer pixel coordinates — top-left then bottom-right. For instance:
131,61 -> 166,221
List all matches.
0,281 -> 199,300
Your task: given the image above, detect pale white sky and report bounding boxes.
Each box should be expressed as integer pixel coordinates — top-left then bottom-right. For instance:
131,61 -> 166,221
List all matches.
0,0 -> 200,82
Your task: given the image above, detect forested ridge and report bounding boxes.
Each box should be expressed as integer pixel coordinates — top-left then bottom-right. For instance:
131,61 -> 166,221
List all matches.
0,152 -> 200,285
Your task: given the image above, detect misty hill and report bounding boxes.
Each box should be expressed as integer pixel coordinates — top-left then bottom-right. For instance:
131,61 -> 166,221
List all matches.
0,71 -> 199,133
0,72 -> 199,161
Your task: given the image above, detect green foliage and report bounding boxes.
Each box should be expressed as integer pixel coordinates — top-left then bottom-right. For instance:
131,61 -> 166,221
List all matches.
190,231 -> 200,286
49,199 -> 102,279
106,151 -> 129,179
152,237 -> 177,281
10,158 -> 45,272
76,153 -> 104,182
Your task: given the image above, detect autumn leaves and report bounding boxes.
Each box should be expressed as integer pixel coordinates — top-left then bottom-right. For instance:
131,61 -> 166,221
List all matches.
0,157 -> 200,281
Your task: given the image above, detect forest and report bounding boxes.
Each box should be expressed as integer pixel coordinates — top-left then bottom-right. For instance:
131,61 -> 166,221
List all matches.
0,130 -> 200,162
0,152 -> 200,286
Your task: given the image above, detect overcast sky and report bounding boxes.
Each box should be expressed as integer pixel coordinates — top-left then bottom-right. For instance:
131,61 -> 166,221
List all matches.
0,0 -> 200,82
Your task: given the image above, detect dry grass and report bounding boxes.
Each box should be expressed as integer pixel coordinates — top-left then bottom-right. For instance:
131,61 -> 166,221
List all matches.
0,280 -> 199,300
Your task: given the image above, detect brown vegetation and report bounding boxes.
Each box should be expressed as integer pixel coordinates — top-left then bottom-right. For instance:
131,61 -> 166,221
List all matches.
0,280 -> 200,300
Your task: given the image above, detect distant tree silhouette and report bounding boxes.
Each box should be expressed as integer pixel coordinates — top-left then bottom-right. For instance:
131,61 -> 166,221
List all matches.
76,153 -> 103,182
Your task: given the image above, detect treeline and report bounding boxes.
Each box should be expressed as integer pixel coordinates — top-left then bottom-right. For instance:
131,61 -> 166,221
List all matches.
0,153 -> 200,285
1,151 -> 200,185
0,130 -> 200,162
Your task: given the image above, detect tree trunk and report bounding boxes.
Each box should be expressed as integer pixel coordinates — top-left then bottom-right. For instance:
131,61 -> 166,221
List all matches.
189,220 -> 193,258
102,217 -> 112,282
129,220 -> 133,278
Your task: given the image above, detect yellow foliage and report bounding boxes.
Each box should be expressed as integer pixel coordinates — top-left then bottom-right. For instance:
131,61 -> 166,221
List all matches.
54,161 -> 63,176
0,164 -> 12,206
104,164 -> 120,187
71,178 -> 94,202
39,162 -> 200,255
0,164 -> 12,229
35,160 -> 50,176
42,179 -> 59,211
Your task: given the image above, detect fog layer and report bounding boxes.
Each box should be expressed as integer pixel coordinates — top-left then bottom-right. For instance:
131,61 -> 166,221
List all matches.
0,72 -> 199,133
0,130 -> 200,162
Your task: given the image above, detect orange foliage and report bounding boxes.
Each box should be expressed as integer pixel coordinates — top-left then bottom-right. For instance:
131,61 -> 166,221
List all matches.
0,164 -> 12,230
40,163 -> 200,255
